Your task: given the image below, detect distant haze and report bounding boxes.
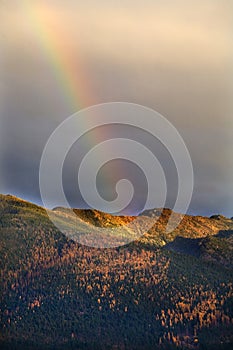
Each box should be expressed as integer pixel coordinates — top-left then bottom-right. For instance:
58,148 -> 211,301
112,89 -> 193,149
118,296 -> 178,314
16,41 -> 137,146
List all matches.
0,0 -> 233,217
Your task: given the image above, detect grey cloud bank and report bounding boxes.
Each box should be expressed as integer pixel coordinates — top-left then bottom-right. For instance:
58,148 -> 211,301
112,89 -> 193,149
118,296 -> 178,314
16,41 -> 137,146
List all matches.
0,0 -> 232,217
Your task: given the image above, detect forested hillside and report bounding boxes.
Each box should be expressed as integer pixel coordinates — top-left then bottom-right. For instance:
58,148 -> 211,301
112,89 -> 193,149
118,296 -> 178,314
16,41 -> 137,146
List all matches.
0,194 -> 233,349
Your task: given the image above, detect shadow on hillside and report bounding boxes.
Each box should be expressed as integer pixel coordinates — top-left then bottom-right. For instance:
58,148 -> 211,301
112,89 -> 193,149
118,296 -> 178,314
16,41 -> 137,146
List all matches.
215,230 -> 233,238
163,229 -> 233,267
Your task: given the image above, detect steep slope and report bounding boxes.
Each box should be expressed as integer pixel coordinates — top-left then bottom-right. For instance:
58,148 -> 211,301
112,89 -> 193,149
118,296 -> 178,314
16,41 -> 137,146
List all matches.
0,194 -> 233,350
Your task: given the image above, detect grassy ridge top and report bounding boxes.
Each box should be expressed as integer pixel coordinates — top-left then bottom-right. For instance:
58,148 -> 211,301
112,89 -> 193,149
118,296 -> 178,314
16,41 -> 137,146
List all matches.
1,193 -> 233,249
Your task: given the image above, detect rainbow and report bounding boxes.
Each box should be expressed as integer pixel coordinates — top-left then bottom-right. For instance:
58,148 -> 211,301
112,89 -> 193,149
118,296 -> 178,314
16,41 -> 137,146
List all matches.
21,1 -> 94,111
21,1 -> 115,204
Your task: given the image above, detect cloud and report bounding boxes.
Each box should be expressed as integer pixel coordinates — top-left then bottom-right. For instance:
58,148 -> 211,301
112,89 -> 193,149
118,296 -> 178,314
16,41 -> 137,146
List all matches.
0,0 -> 233,216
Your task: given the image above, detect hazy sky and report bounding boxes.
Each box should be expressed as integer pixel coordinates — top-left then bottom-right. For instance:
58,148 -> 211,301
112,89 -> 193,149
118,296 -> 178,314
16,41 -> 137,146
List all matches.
0,0 -> 233,216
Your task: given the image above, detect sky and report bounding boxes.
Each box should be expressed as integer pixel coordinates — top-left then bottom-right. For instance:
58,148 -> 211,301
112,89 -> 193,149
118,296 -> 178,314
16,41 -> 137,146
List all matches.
0,0 -> 233,216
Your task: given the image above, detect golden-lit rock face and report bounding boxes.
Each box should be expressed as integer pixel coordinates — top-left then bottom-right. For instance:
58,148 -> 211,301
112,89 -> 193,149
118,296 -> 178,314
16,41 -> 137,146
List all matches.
72,208 -> 135,228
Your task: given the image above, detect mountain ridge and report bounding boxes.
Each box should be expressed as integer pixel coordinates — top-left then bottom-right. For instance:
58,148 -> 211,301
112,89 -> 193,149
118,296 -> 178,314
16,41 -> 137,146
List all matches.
0,194 -> 233,349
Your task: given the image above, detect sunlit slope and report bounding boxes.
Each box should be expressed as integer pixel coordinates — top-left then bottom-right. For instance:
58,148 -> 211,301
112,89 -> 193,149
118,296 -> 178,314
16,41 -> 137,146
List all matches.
1,194 -> 233,251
